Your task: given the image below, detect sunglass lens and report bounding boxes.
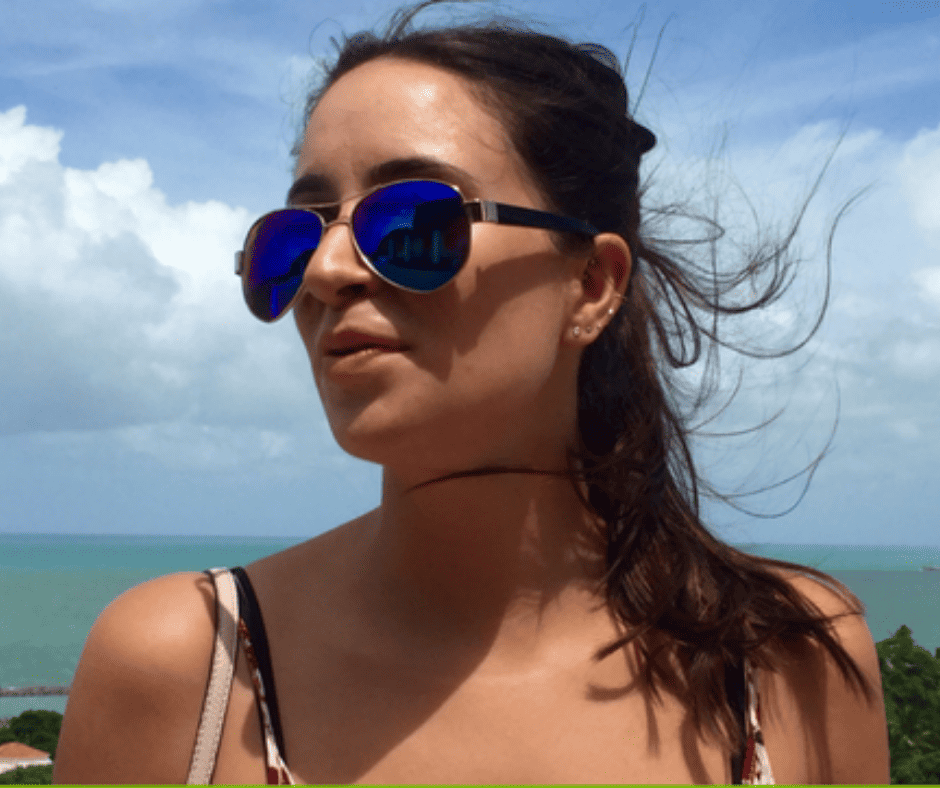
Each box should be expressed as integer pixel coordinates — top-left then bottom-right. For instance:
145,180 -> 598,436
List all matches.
353,181 -> 468,292
244,209 -> 323,321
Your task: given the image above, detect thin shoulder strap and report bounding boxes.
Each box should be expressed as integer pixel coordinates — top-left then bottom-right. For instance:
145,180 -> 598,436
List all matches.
725,657 -> 748,784
187,567 -> 239,785
230,565 -> 289,762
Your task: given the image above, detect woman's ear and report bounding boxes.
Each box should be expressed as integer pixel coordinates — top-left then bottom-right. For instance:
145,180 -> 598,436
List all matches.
568,234 -> 631,342
590,233 -> 631,297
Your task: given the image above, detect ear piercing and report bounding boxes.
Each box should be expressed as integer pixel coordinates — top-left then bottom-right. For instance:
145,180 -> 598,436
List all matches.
572,307 -> 617,339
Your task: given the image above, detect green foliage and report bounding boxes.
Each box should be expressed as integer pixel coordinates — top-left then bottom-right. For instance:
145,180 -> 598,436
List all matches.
876,625 -> 940,784
0,764 -> 53,785
0,710 -> 61,760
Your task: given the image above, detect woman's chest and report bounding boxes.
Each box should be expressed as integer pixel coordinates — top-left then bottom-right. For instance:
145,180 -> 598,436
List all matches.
210,643 -> 809,785
301,681 -> 735,784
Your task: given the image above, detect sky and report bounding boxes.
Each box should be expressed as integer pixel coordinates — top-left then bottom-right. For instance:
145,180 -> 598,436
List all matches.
1,0 -> 938,544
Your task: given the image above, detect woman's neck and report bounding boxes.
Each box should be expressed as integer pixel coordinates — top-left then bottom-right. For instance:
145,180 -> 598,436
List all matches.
350,467 -> 613,674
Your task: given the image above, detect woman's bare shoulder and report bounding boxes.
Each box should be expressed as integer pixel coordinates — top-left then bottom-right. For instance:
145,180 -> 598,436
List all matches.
759,565 -> 891,784
53,571 -> 217,785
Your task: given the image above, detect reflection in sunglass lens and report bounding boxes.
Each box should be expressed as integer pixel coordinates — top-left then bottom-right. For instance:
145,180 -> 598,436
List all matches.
243,181 -> 472,321
246,209 -> 323,322
354,181 -> 469,292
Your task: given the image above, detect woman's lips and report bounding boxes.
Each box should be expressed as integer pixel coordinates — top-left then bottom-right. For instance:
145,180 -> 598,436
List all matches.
322,345 -> 407,375
321,329 -> 408,357
329,343 -> 400,357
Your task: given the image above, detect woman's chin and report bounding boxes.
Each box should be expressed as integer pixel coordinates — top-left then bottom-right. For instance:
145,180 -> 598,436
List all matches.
330,427 -> 470,486
329,418 -> 420,467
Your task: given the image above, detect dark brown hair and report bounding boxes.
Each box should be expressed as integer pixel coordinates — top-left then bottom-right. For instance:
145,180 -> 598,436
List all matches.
294,0 -> 878,756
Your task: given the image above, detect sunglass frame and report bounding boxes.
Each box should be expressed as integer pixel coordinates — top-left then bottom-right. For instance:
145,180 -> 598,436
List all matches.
235,178 -> 601,321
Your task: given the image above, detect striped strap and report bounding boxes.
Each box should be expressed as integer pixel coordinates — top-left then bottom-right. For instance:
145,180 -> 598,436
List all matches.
187,567 -> 239,784
743,658 -> 776,784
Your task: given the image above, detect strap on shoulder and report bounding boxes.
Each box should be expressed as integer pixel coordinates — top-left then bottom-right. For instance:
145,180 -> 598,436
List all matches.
230,565 -> 289,762
726,657 -> 748,784
187,567 -> 239,784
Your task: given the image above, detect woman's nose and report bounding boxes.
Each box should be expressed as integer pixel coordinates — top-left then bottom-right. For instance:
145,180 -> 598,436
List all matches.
300,218 -> 380,306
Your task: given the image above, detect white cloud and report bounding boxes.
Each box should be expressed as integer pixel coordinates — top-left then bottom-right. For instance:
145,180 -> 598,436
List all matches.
912,267 -> 940,308
890,418 -> 922,441
899,122 -> 940,241
2,101 -> 938,486
83,0 -> 201,13
0,106 -> 317,456
652,112 -> 940,504
0,106 -> 62,183
117,422 -> 294,472
888,337 -> 940,377
646,17 -> 940,149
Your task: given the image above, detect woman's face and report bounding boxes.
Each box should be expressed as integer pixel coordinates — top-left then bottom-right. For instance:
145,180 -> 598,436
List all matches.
291,56 -> 592,484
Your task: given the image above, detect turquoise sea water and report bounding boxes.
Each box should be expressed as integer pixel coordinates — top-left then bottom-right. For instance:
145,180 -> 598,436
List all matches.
2,534 -> 939,719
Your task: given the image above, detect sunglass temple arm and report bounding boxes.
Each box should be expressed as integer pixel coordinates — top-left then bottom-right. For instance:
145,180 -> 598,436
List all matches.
466,201 -> 599,237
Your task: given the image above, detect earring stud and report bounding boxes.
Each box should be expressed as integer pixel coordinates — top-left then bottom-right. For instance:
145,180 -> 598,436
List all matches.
575,304 -> 619,340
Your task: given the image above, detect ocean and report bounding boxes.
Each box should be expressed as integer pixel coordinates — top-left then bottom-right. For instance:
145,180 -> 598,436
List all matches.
2,534 -> 939,720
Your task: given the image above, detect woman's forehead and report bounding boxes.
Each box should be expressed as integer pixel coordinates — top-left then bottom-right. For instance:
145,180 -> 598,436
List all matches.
295,58 -> 527,198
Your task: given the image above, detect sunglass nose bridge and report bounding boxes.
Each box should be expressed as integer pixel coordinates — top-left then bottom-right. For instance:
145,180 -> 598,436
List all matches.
318,215 -> 353,234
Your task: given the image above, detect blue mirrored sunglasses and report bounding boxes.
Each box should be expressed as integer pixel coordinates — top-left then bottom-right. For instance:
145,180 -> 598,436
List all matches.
235,178 -> 600,322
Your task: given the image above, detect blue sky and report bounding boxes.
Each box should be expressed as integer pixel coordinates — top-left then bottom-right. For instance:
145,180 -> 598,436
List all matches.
1,0 -> 938,544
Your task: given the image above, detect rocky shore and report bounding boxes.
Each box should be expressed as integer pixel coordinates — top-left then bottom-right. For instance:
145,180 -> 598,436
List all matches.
0,686 -> 70,697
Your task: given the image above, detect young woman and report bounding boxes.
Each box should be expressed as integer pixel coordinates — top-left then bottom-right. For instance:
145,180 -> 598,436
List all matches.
54,1 -> 890,783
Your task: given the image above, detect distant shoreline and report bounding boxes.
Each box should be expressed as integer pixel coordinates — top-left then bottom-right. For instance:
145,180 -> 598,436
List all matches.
0,686 -> 70,697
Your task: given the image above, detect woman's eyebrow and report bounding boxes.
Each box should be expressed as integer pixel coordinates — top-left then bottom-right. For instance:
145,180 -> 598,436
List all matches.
286,156 -> 481,205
